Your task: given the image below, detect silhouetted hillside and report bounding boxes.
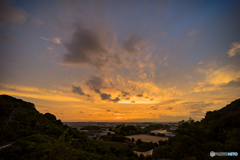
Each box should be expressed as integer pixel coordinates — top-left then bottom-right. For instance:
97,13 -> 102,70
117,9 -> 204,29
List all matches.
0,95 -> 71,143
153,99 -> 240,160
0,95 -> 239,160
0,95 -> 137,160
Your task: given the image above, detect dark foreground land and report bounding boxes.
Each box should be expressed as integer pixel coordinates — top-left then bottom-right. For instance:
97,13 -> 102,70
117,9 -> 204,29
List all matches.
0,95 -> 239,160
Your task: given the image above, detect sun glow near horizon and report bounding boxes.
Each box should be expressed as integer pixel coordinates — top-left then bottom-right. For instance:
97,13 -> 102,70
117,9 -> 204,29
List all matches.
0,0 -> 240,122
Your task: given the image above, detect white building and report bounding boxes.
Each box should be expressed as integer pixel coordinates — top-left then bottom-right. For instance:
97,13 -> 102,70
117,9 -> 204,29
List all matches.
151,129 -> 166,134
170,126 -> 178,130
151,130 -> 175,137
164,132 -> 175,137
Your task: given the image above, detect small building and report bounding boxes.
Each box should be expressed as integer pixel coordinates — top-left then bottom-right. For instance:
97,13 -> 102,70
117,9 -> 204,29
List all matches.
80,130 -> 89,133
170,126 -> 177,130
164,132 -> 175,137
107,131 -> 115,134
151,129 -> 166,134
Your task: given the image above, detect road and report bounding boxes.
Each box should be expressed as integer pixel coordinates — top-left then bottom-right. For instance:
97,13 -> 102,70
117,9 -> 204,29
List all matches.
0,142 -> 16,151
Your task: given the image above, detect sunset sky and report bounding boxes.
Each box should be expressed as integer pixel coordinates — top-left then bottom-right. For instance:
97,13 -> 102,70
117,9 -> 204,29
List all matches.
0,0 -> 240,122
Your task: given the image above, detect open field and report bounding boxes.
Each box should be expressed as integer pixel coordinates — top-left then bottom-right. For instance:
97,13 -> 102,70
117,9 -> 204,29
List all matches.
126,134 -> 168,143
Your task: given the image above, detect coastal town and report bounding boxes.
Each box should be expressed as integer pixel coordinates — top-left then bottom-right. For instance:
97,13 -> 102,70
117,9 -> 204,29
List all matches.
64,122 -> 178,156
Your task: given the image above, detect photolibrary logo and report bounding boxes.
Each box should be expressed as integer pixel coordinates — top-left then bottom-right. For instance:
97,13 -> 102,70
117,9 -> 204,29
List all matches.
210,151 -> 238,157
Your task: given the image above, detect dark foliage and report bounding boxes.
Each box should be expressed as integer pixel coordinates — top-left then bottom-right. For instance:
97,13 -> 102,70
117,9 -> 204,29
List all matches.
0,95 -> 138,160
152,99 -> 240,160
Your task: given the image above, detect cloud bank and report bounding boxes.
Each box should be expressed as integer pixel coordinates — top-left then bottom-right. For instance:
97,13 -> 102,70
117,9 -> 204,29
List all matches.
62,23 -> 109,69
0,0 -> 27,26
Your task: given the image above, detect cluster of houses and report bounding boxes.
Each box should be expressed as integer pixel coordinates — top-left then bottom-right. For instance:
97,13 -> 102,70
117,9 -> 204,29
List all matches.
150,129 -> 176,137
80,130 -> 115,140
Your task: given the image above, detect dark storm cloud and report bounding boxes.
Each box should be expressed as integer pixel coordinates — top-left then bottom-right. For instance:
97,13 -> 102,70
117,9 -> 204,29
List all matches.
0,0 -> 27,26
111,53 -> 122,66
122,91 -> 130,97
72,85 -> 85,95
62,23 -> 108,69
123,34 -> 145,54
94,88 -> 101,94
219,78 -> 240,88
86,76 -> 105,93
72,85 -> 90,97
180,101 -> 213,110
189,110 -> 203,115
85,76 -> 121,103
100,93 -> 111,100
137,94 -> 143,97
149,106 -> 158,110
111,97 -> 120,103
158,99 -> 181,106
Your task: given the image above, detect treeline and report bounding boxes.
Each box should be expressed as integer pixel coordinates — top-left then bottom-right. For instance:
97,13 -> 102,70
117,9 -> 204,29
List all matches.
1,95 -> 240,160
0,95 -> 138,160
152,99 -> 240,160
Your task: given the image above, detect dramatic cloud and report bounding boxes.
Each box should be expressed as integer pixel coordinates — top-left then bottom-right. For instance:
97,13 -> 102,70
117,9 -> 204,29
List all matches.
219,78 -> 240,88
72,85 -> 90,97
180,101 -> 213,110
86,76 -> 105,93
136,94 -> 143,97
122,91 -> 129,97
100,93 -> 111,100
123,34 -> 145,54
111,97 -> 120,103
227,42 -> 240,57
149,106 -> 158,110
189,110 -> 203,115
0,0 -> 27,26
111,53 -> 122,66
62,23 -> 109,69
85,76 -> 121,103
158,99 -> 181,106
106,109 -> 111,112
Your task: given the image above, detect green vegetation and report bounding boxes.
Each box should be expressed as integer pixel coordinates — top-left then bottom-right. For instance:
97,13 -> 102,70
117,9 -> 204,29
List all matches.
145,124 -> 171,132
1,95 -> 240,160
152,99 -> 240,160
96,140 -> 128,150
114,125 -> 145,135
0,95 -> 138,160
102,134 -> 127,142
134,142 -> 156,152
